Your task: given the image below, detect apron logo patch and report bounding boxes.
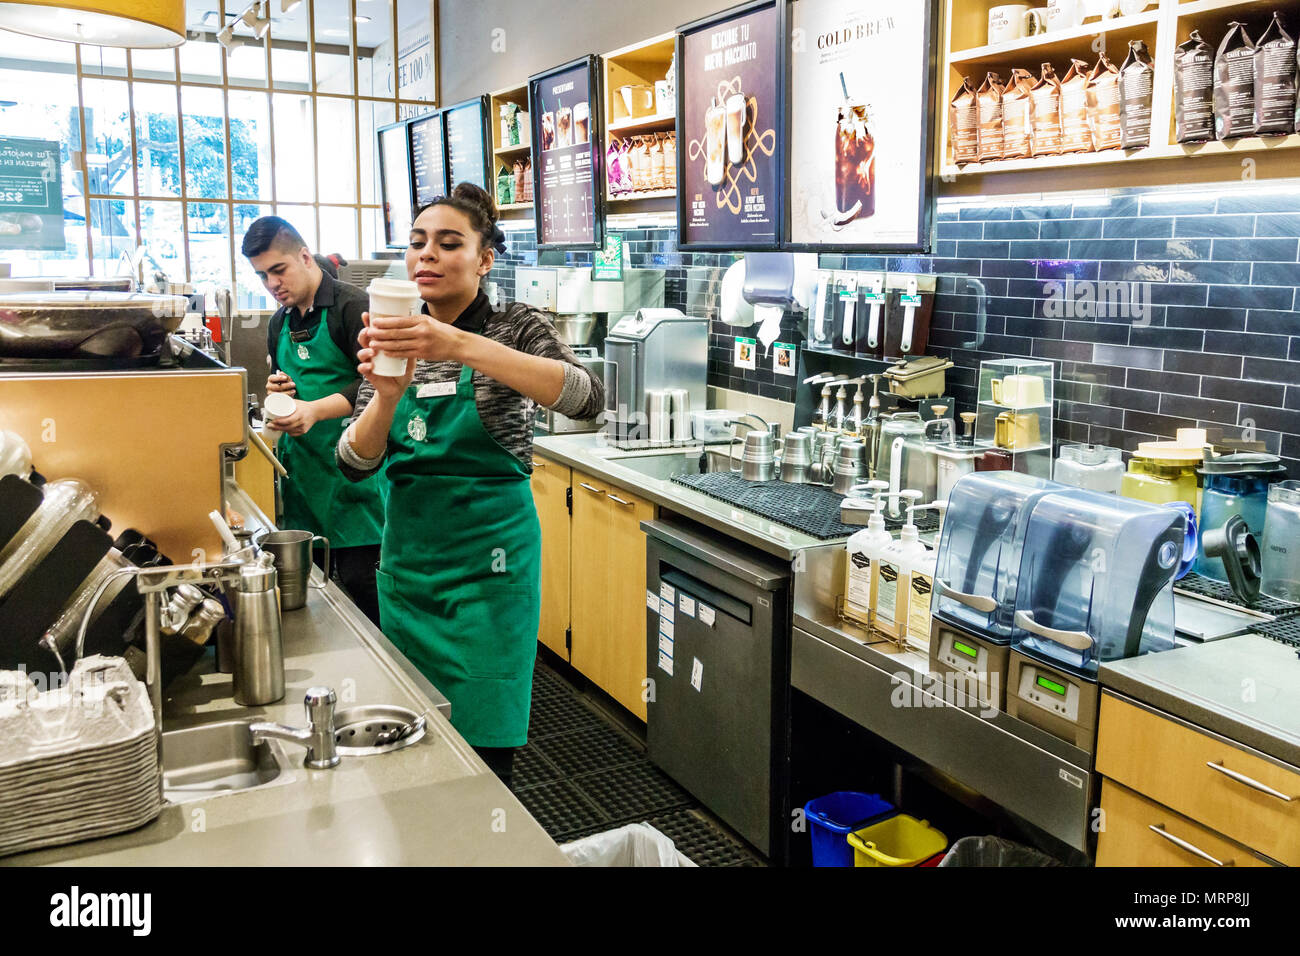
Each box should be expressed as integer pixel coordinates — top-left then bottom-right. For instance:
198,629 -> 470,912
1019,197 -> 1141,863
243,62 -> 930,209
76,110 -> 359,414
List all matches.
296,343 -> 310,360
407,413 -> 427,442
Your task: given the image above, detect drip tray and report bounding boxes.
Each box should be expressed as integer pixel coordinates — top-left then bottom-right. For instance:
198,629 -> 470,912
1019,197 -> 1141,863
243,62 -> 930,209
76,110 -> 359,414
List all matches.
1174,572 -> 1300,617
671,472 -> 939,541
333,705 -> 427,755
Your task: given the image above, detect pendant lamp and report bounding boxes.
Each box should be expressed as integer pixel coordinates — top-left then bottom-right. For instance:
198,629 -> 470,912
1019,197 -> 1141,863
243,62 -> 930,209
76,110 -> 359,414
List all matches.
0,0 -> 185,48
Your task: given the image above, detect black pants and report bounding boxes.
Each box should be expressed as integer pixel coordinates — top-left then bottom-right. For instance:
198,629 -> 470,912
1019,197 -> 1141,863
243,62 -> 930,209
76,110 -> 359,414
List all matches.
314,544 -> 381,627
474,746 -> 517,790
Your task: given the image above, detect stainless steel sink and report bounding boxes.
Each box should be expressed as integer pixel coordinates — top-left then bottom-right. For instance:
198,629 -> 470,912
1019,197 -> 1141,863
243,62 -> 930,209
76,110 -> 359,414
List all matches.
613,448 -> 737,481
162,720 -> 293,804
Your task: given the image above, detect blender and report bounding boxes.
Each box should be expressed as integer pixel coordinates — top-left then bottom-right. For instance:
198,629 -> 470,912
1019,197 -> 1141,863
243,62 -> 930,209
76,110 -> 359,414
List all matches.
1191,454 -> 1285,582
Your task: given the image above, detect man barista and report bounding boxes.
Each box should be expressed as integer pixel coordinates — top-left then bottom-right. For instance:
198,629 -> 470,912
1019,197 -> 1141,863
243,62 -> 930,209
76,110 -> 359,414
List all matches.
242,216 -> 384,625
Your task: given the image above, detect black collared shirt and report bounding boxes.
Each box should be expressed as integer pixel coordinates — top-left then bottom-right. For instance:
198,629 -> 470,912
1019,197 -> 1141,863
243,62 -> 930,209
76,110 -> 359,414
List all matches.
266,271 -> 369,408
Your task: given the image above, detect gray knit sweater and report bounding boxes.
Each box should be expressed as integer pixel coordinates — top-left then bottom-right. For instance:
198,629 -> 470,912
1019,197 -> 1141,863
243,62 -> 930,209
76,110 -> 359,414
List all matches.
336,293 -> 604,479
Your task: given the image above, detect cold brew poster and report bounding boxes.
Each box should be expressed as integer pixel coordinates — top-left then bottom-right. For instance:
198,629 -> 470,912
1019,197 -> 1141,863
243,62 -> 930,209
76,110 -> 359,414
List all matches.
530,60 -> 599,248
679,2 -> 780,248
789,0 -> 933,250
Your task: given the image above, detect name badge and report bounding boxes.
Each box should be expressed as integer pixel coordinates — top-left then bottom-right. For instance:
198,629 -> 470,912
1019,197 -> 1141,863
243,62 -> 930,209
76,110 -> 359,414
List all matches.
417,380 -> 457,399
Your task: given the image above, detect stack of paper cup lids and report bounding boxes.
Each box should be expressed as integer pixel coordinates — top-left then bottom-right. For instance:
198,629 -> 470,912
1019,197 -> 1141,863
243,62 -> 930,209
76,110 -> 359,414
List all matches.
0,656 -> 161,858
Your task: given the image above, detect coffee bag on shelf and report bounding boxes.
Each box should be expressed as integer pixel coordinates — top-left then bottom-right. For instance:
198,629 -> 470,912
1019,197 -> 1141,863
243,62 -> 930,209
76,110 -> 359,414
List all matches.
664,133 -> 677,190
1254,13 -> 1298,135
1001,69 -> 1036,159
1215,21 -> 1257,140
1087,53 -> 1123,150
607,140 -> 623,196
977,73 -> 1006,162
1061,59 -> 1094,153
950,76 -> 979,165
1029,62 -> 1064,156
1174,30 -> 1216,143
1119,40 -> 1155,148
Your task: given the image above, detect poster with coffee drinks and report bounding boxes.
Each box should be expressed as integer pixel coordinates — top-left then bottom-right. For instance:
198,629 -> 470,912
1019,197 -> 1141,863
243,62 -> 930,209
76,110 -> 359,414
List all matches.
528,57 -> 603,249
677,0 -> 782,249
788,0 -> 935,250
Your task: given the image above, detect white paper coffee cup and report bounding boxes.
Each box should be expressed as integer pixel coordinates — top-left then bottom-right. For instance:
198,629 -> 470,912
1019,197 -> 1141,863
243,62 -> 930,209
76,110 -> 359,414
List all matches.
368,277 -> 421,377
262,391 -> 296,421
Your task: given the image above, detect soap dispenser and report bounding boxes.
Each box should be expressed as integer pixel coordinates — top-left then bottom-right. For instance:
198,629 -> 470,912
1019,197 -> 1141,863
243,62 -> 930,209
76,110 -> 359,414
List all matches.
843,486 -> 892,627
873,490 -> 926,640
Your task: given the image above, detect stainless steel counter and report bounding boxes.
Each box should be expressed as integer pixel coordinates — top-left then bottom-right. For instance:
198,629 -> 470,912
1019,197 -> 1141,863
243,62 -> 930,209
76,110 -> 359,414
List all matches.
1099,634 -> 1300,769
6,486 -> 568,867
533,433 -> 837,560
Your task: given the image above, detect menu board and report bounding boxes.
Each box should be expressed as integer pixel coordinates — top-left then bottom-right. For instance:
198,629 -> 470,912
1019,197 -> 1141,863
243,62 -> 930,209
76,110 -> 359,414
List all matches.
378,121 -> 414,248
677,0 -> 783,250
408,112 -> 447,208
443,97 -> 489,192
529,57 -> 603,250
787,0 -> 936,251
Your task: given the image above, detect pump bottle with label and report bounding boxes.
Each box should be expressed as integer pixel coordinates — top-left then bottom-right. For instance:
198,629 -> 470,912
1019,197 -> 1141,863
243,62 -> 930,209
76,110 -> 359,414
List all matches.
843,485 -> 892,627
873,491 -> 926,640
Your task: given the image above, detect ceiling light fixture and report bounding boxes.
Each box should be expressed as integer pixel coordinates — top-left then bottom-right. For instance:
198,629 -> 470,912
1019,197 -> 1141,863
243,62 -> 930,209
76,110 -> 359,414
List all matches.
0,0 -> 186,47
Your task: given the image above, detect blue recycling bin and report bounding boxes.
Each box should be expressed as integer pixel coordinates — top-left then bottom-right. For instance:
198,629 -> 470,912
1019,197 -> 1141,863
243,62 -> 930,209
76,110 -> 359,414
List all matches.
804,792 -> 895,867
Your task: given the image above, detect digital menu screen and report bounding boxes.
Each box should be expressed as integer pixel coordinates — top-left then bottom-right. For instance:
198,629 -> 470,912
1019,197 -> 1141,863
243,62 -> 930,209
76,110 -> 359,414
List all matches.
408,112 -> 447,209
787,0 -> 935,251
444,98 -> 489,192
677,1 -> 782,250
378,121 -> 413,247
529,57 -> 603,249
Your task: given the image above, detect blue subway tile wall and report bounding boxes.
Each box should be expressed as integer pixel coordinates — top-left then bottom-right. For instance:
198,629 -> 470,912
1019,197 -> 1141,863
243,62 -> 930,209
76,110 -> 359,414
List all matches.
491,180 -> 1300,477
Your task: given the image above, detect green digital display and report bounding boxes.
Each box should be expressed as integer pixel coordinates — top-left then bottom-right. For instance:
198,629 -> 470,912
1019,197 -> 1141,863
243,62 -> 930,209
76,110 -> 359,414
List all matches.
953,640 -> 979,659
1037,675 -> 1068,696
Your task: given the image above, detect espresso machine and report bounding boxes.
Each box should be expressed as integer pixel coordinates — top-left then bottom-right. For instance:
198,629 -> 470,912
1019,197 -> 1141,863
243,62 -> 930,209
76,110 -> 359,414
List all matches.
603,308 -> 708,449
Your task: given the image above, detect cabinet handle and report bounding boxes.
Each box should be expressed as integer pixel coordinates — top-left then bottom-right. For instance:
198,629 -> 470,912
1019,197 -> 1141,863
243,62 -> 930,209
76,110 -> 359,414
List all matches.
579,482 -> 606,495
1206,760 -> 1295,802
608,494 -> 633,506
1147,824 -> 1231,867
532,459 -> 546,468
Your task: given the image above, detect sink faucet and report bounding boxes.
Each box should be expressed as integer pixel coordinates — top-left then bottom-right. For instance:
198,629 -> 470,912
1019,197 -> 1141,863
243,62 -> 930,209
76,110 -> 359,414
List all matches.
249,687 -> 340,770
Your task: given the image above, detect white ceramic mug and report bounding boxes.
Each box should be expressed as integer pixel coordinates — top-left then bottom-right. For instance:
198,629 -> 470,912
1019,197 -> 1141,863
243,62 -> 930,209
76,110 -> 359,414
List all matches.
988,3 -> 1030,43
1047,0 -> 1084,31
1024,7 -> 1048,34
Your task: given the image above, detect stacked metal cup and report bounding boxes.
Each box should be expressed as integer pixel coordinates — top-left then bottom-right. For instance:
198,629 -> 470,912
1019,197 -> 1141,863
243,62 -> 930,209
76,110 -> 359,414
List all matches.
780,431 -> 813,484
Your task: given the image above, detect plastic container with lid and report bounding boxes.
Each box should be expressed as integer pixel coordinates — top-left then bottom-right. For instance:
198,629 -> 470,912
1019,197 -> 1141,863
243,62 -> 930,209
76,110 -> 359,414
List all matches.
1192,454 -> 1285,582
1120,428 -> 1208,512
1260,481 -> 1300,603
1054,443 -> 1125,494
930,471 -> 1057,642
1011,487 -> 1184,677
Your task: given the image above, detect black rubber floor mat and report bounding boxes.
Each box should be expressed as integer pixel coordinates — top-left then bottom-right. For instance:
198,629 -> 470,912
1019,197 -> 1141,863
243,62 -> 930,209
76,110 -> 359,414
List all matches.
573,761 -> 694,820
533,723 -> 645,778
1175,572 -> 1300,616
511,744 -> 562,790
1250,615 -> 1300,653
530,665 -> 575,700
644,809 -> 764,867
671,472 -> 938,540
511,779 -> 607,839
529,690 -> 604,739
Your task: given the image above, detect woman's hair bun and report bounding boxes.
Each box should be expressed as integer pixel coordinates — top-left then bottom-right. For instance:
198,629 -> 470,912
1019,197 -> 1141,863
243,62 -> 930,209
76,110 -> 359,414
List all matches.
451,181 -> 498,226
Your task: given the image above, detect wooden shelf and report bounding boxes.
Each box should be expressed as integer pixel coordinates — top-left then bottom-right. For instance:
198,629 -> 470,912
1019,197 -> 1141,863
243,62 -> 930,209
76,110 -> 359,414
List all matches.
498,202 -> 534,211
493,142 -> 532,156
607,113 -> 676,135
1176,0 -> 1279,17
608,189 -> 676,202
944,134 -> 1300,176
949,10 -> 1161,66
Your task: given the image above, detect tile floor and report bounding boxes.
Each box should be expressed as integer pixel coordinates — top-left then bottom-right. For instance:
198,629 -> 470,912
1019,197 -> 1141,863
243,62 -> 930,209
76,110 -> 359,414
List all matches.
512,658 -> 764,867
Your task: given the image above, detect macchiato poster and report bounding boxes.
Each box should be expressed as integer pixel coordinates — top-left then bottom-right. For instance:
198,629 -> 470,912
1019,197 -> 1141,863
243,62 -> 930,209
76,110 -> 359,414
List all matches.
529,58 -> 602,249
788,0 -> 935,250
678,1 -> 781,249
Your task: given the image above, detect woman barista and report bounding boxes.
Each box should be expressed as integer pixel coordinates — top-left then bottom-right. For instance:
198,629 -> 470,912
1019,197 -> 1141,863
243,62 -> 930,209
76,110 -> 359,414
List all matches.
337,183 -> 604,785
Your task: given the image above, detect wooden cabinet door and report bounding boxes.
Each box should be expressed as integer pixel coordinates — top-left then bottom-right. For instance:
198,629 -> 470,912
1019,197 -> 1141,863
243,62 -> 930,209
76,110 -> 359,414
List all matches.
531,455 -> 571,661
569,469 -> 613,690
604,481 -> 656,721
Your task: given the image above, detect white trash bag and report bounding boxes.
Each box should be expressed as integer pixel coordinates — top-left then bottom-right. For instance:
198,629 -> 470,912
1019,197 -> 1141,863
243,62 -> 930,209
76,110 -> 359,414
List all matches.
561,823 -> 697,867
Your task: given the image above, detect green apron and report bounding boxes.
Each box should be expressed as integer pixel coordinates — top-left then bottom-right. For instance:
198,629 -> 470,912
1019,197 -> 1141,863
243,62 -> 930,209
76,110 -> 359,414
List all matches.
276,309 -> 385,547
376,361 -> 540,748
